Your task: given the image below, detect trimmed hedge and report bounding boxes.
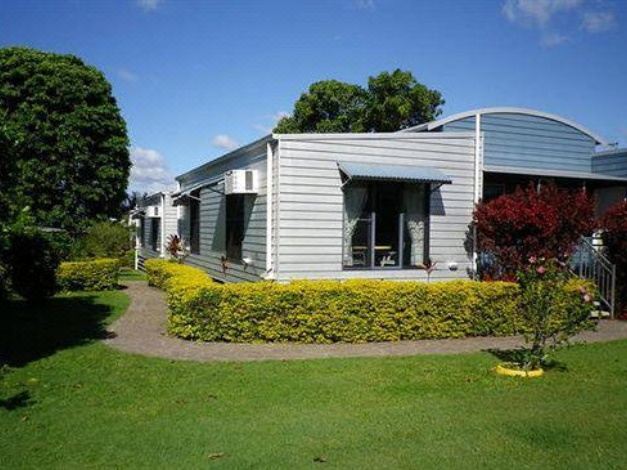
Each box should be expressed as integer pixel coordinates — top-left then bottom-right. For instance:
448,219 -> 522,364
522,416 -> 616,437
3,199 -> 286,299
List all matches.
147,260 -> 594,344
57,258 -> 120,291
166,278 -> 527,343
144,259 -> 212,291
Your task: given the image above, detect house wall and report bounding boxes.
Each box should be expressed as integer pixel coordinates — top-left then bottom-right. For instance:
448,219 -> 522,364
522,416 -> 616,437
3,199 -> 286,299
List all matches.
592,149 -> 627,213
163,194 -> 178,243
136,193 -> 177,269
176,138 -> 270,282
592,149 -> 627,177
275,133 -> 477,281
137,194 -> 163,268
441,113 -> 596,173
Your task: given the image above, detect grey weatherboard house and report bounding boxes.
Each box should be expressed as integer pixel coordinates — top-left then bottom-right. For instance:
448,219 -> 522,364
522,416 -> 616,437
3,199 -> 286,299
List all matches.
135,107 -> 627,304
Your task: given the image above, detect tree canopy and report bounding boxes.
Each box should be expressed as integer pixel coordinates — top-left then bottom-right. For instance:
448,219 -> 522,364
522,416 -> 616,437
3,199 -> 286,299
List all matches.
0,47 -> 130,233
274,69 -> 444,134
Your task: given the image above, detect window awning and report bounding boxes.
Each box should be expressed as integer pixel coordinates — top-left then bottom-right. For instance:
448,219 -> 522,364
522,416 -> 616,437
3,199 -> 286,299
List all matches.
172,175 -> 224,205
129,209 -> 145,219
338,161 -> 453,185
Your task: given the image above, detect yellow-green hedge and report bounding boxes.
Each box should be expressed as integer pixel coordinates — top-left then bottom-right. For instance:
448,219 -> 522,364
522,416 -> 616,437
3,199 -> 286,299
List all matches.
144,259 -> 212,291
166,278 -> 526,343
57,258 -> 120,291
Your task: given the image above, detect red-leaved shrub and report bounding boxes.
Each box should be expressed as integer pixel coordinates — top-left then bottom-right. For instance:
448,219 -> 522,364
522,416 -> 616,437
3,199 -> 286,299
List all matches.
598,200 -> 627,313
474,183 -> 595,281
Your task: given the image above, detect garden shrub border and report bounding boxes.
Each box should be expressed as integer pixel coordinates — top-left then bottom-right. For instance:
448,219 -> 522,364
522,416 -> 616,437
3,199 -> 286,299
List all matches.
57,258 -> 120,291
146,260 -> 594,344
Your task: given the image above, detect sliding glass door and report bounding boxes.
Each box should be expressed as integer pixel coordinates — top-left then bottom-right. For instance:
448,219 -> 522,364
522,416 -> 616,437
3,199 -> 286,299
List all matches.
343,181 -> 428,270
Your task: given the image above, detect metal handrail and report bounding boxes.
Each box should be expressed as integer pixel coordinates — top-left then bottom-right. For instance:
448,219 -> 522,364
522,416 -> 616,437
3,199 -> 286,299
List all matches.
571,236 -> 616,318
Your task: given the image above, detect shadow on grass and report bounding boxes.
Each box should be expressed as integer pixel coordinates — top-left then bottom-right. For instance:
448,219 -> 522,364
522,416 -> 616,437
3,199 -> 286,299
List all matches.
484,348 -> 568,371
0,294 -> 115,367
0,390 -> 33,410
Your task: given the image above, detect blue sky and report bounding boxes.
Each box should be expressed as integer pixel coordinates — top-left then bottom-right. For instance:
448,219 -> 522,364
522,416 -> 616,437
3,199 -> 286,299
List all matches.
1,0 -> 626,192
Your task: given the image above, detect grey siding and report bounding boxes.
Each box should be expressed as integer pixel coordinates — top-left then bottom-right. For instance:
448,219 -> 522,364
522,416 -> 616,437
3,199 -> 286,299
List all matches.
592,149 -> 627,214
177,138 -> 269,283
592,149 -> 627,177
275,134 -> 476,281
136,192 -> 178,268
163,194 -> 178,242
442,113 -> 596,172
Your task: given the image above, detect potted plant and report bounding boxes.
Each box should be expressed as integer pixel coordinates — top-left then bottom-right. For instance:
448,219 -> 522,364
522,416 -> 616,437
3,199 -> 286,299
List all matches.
495,257 -> 595,378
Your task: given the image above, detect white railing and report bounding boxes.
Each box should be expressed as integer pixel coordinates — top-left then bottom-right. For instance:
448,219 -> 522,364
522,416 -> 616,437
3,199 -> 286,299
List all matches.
571,236 -> 616,318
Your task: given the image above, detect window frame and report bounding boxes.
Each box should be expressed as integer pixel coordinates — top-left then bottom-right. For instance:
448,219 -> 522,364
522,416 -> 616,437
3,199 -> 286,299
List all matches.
225,194 -> 246,262
189,190 -> 201,255
139,217 -> 145,248
342,181 -> 431,271
150,217 -> 160,252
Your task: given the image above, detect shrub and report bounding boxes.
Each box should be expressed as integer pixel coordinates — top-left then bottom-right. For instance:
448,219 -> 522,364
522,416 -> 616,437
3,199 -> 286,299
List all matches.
70,221 -> 133,267
474,183 -> 594,281
165,279 -> 524,343
165,234 -> 188,263
57,258 -> 120,291
598,200 -> 627,313
5,229 -> 59,302
0,259 -> 8,302
144,259 -> 211,291
516,258 -> 595,369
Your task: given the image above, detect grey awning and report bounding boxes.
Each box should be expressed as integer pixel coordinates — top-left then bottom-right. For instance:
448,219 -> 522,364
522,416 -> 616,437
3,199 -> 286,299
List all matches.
337,162 -> 452,184
130,209 -> 145,219
172,175 -> 224,204
484,165 -> 627,183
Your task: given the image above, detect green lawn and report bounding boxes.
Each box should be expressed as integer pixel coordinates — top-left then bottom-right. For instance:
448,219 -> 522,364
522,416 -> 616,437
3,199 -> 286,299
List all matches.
1,291 -> 626,469
119,268 -> 148,282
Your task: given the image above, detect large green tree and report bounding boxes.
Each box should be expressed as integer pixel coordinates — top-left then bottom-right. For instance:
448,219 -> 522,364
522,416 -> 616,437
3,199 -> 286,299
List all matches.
274,69 -> 444,134
0,47 -> 130,234
274,80 -> 368,133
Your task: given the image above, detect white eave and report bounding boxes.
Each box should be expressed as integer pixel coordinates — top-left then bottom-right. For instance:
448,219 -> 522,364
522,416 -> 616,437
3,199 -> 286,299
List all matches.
400,107 -> 609,146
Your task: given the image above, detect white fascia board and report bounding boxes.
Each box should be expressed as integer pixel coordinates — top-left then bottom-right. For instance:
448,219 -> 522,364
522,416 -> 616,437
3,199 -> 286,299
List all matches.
272,131 -> 475,141
175,134 -> 273,182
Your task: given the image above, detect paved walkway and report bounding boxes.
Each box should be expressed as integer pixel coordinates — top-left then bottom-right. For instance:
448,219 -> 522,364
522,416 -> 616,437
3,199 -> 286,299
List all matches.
105,281 -> 627,363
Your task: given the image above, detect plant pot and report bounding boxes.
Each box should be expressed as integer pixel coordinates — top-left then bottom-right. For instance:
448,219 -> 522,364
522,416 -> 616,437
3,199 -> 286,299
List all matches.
494,363 -> 544,378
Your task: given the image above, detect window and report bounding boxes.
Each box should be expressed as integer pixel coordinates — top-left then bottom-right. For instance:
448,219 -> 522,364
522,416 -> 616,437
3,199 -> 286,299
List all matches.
150,218 -> 160,251
343,182 -> 429,269
139,218 -> 145,248
225,195 -> 245,260
189,191 -> 200,254
483,183 -> 505,201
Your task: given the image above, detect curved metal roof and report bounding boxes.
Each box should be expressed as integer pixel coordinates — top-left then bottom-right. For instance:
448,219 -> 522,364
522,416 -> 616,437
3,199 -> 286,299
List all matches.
401,107 -> 609,146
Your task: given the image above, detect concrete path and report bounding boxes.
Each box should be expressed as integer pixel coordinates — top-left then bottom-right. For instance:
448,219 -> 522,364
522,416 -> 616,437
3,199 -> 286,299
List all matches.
105,281 -> 627,363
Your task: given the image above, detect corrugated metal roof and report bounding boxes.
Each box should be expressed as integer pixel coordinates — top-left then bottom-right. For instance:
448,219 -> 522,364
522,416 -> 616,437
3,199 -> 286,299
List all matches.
337,161 -> 452,184
484,165 -> 627,183
399,107 -> 609,146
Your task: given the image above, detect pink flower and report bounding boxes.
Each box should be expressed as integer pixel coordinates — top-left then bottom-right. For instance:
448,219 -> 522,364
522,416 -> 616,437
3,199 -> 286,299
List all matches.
528,256 -> 537,264
536,266 -> 546,275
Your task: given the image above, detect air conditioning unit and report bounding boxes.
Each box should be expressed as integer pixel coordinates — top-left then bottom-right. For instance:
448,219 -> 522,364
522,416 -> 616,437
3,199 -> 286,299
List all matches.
224,169 -> 258,195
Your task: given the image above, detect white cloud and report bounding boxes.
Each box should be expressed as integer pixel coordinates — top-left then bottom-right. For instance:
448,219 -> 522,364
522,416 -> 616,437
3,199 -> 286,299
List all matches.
136,0 -> 163,12
502,0 -> 618,46
354,0 -> 375,10
129,146 -> 175,193
117,68 -> 138,83
541,31 -> 570,46
253,111 -> 290,134
581,11 -> 616,33
212,134 -> 240,151
503,0 -> 582,26
273,111 -> 290,121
